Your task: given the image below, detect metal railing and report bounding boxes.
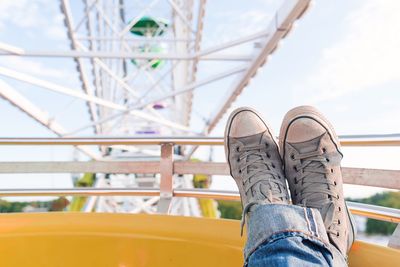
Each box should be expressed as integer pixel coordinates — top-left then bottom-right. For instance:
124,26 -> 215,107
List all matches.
0,136 -> 399,245
0,133 -> 399,145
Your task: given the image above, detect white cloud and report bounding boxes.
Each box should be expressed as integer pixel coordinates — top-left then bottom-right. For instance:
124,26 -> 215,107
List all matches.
0,0 -> 43,29
0,0 -> 65,40
293,0 -> 400,103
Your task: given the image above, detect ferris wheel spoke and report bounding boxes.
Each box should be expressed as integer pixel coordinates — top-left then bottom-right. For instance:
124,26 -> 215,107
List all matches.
0,66 -> 194,134
185,0 -> 312,158
167,0 -> 197,35
74,0 -> 99,33
0,0 -> 317,216
0,79 -> 100,160
60,0 -> 100,133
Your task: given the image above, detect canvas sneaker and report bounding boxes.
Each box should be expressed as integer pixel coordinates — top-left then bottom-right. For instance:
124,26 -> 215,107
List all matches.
224,107 -> 289,234
279,105 -> 356,256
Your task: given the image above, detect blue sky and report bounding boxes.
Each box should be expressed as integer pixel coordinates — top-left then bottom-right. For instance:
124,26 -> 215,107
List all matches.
0,0 -> 399,200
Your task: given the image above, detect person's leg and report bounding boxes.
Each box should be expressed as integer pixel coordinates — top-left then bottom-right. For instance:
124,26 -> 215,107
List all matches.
246,204 -> 338,267
224,107 -> 341,266
280,105 -> 357,265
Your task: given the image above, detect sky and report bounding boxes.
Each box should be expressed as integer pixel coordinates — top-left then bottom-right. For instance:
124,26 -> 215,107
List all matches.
0,0 -> 399,200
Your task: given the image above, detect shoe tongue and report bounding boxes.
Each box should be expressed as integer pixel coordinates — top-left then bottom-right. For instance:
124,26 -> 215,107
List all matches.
290,134 -> 329,203
236,131 -> 265,146
289,134 -> 324,154
236,132 -> 267,173
237,132 -> 284,203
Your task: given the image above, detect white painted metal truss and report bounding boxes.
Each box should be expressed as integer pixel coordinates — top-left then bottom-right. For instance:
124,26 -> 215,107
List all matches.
0,0 -> 312,214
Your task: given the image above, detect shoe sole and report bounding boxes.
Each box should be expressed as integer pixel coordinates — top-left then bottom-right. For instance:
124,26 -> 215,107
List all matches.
278,105 -> 356,251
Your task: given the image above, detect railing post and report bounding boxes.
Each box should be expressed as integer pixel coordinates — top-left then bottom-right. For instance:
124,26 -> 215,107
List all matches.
388,224 -> 400,250
157,143 -> 174,214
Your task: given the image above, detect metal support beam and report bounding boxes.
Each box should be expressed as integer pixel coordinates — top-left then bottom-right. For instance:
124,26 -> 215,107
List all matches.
0,161 -> 160,174
348,202 -> 400,223
0,187 -> 397,223
184,0 -> 206,127
0,134 -> 399,146
0,160 -> 398,190
0,42 -> 24,54
0,79 -> 99,159
74,0 -> 99,32
65,66 -> 246,136
388,225 -> 400,250
60,0 -> 100,134
167,0 -> 196,34
197,30 -> 269,58
186,0 -> 311,158
205,0 -> 311,134
0,66 -> 194,133
157,143 -> 174,214
0,49 -> 251,61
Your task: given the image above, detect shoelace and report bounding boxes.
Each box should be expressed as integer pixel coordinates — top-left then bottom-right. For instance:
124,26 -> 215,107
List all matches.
238,144 -> 287,235
293,150 -> 340,236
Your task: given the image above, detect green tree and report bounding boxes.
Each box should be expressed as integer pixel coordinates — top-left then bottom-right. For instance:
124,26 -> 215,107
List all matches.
348,191 -> 399,235
217,200 -> 242,220
0,198 -> 66,213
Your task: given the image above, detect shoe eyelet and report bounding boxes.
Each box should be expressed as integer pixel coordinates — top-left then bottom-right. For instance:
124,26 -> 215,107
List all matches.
290,154 -> 295,160
237,158 -> 240,162
293,166 -> 297,171
267,153 -> 271,158
265,143 -> 269,148
337,232 -> 340,237
338,219 -> 341,225
236,147 -> 240,152
337,194 -> 340,199
338,206 -> 341,212
322,147 -> 327,153
331,168 -> 334,173
239,170 -> 242,174
326,158 -> 330,162
334,181 -> 337,186
271,163 -> 276,168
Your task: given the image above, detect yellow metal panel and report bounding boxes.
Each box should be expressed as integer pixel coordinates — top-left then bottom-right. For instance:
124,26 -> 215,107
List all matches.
0,213 -> 398,267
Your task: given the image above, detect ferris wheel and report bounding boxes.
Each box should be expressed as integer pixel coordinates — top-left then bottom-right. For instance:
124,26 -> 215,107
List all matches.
0,0 -> 312,215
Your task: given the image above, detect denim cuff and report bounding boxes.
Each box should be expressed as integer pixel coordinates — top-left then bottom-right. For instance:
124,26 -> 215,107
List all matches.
244,204 -> 331,260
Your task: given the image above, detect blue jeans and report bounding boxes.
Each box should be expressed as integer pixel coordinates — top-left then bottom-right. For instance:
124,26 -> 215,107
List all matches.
245,204 -> 347,267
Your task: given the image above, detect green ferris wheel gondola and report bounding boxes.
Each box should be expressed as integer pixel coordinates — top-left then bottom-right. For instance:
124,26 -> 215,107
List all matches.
131,45 -> 165,69
129,16 -> 169,37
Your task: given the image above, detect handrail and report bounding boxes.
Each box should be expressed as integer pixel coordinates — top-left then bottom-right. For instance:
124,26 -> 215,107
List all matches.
348,201 -> 400,224
0,161 -> 399,190
0,134 -> 399,146
0,137 -> 224,145
0,187 -> 398,223
0,136 -> 399,229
